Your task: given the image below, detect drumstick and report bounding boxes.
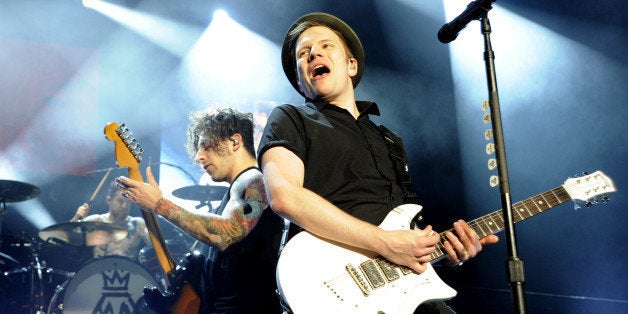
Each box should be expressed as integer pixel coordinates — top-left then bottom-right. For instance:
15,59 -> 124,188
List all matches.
88,168 -> 113,203
73,168 -> 113,222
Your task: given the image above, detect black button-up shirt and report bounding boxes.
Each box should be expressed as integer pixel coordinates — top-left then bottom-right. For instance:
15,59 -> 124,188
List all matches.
258,100 -> 405,225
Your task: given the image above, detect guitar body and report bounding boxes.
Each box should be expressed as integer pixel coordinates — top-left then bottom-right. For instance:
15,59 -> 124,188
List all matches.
138,205 -> 202,314
277,204 -> 456,314
144,285 -> 201,314
144,251 -> 204,314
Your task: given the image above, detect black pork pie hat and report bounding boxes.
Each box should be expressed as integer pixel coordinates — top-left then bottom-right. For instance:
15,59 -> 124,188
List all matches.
281,12 -> 365,98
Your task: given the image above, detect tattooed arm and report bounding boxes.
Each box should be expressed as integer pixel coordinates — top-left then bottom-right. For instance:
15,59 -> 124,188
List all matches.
152,169 -> 268,251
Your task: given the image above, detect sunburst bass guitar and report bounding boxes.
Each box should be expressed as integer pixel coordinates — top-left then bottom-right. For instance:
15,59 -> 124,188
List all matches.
105,122 -> 201,314
276,171 -> 616,314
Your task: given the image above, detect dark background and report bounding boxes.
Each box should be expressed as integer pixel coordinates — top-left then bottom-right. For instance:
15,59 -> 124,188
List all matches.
0,0 -> 626,313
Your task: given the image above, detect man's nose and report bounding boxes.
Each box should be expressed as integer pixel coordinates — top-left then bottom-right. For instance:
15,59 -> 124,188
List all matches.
195,150 -> 204,163
308,46 -> 322,62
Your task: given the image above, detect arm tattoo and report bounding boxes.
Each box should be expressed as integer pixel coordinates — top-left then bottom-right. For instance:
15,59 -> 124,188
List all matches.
155,197 -> 179,217
155,173 -> 269,251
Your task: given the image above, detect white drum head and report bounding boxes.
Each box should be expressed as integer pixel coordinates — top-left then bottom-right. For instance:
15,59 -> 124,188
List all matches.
61,256 -> 159,314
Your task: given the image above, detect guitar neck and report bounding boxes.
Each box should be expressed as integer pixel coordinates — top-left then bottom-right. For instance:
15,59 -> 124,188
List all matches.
430,185 -> 571,262
105,122 -> 178,275
127,166 -> 176,273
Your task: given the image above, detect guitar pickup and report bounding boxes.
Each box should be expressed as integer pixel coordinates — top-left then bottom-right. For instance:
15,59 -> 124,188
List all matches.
375,258 -> 401,282
359,260 -> 386,290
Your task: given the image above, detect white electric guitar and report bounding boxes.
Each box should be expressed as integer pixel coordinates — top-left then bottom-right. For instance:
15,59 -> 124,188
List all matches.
276,171 -> 616,314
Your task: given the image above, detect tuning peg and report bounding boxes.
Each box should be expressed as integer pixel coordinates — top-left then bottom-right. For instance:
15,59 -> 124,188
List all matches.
481,100 -> 489,111
486,143 -> 495,155
484,129 -> 493,140
482,113 -> 491,124
489,175 -> 499,187
594,196 -> 610,204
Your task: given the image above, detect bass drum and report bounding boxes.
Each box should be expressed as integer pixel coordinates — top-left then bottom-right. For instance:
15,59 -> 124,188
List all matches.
47,256 -> 160,314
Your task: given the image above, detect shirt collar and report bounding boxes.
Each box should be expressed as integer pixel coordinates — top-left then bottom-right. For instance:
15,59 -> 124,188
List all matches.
308,100 -> 381,117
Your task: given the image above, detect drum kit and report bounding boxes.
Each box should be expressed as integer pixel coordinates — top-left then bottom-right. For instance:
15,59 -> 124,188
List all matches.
1,180 -> 225,314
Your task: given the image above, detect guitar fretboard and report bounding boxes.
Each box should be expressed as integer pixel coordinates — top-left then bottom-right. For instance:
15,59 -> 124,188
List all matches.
430,185 -> 571,262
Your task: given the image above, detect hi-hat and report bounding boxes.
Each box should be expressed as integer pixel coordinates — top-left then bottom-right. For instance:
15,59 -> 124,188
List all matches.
39,221 -> 128,247
0,180 -> 40,203
172,185 -> 227,202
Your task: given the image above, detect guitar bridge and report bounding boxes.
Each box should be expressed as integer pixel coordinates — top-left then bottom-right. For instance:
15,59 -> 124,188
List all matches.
345,264 -> 370,297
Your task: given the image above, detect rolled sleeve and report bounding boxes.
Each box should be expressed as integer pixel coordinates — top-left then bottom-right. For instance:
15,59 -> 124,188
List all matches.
257,104 -> 307,167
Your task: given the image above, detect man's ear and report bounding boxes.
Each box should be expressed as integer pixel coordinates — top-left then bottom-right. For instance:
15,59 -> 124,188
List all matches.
348,58 -> 358,77
229,134 -> 242,149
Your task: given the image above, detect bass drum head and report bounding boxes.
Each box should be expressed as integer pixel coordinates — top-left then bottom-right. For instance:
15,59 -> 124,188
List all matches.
58,256 -> 160,314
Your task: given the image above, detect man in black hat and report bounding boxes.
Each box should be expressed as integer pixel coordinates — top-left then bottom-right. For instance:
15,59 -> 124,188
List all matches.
258,12 -> 499,313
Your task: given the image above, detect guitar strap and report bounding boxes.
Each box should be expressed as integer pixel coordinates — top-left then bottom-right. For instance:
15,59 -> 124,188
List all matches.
377,125 -> 421,206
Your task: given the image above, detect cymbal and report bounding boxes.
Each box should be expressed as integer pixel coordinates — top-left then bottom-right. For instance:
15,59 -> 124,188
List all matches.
0,251 -> 19,271
39,221 -> 128,247
0,180 -> 40,203
172,185 -> 227,201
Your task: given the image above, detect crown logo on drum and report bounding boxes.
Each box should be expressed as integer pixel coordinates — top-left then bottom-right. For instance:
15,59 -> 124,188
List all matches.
101,268 -> 131,291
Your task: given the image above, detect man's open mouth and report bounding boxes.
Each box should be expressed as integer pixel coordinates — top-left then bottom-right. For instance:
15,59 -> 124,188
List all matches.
312,65 -> 330,77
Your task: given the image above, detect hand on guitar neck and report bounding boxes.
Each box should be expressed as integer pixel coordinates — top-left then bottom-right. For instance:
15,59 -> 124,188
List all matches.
116,166 -> 164,213
441,219 -> 499,266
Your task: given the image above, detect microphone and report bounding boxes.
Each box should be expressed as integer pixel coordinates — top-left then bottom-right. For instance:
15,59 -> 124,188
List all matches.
437,0 -> 496,43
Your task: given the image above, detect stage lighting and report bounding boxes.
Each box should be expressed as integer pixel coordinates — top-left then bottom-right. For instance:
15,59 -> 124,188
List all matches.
83,0 -> 140,9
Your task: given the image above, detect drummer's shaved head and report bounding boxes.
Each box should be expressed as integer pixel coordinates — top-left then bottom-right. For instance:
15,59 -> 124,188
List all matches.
108,180 -> 120,198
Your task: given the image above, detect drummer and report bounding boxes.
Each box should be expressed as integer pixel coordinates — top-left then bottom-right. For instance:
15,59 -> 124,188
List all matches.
71,180 -> 150,261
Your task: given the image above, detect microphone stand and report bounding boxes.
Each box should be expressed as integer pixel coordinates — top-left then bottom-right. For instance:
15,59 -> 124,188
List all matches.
479,15 -> 527,313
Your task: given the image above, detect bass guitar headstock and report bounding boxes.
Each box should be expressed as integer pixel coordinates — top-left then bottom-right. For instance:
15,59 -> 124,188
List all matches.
104,122 -> 143,173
